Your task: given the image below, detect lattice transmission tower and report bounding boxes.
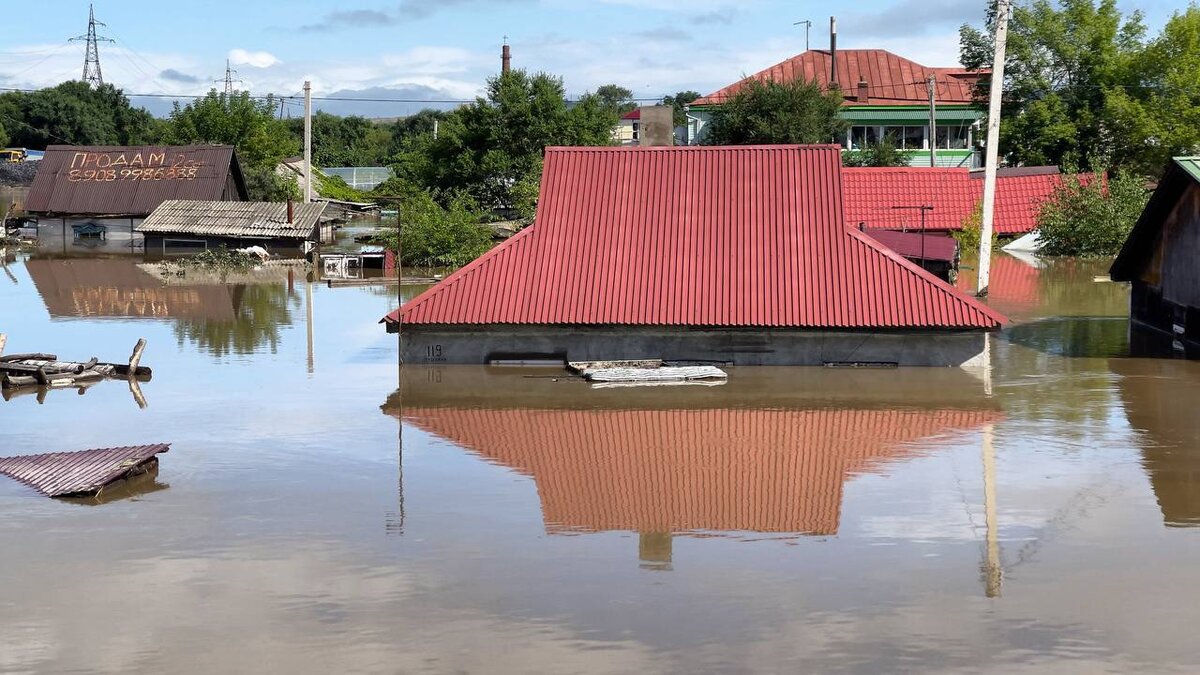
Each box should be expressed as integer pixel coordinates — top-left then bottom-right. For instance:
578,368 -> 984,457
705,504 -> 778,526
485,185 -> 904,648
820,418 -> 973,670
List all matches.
69,4 -> 114,86
215,59 -> 243,96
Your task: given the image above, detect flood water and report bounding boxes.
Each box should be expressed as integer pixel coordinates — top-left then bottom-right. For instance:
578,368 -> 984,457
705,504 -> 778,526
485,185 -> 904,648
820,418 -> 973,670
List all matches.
3,250 -> 1200,673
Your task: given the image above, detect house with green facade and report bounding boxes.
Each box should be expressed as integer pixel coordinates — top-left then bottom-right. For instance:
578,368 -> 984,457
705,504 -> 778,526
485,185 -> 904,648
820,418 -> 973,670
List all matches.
685,49 -> 986,168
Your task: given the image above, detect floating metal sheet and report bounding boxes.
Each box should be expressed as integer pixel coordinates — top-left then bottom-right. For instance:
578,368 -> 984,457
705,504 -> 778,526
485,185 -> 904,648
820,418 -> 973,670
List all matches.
0,444 -> 170,498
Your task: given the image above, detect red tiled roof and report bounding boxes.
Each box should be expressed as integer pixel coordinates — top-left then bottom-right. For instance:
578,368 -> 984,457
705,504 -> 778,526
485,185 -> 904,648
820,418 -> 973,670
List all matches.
845,167 -> 1085,235
692,49 -> 982,107
387,145 -> 1004,330
864,228 -> 958,263
403,406 -> 1000,535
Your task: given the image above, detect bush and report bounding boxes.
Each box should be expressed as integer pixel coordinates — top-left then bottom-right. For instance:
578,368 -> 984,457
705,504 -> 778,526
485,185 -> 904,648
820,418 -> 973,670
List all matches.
952,202 -> 998,252
842,133 -> 909,168
374,191 -> 494,267
1036,171 -> 1149,257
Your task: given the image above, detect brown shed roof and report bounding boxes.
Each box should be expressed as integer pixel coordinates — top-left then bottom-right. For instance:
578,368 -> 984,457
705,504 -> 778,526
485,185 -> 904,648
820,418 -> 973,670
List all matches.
25,145 -> 247,216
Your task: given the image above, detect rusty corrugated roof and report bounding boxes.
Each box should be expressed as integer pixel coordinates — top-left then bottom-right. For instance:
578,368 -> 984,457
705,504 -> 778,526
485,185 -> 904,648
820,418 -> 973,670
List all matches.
25,145 -> 247,216
692,49 -> 982,107
386,145 -> 1004,329
137,200 -> 326,240
0,444 -> 170,497
864,229 -> 958,263
403,406 -> 999,535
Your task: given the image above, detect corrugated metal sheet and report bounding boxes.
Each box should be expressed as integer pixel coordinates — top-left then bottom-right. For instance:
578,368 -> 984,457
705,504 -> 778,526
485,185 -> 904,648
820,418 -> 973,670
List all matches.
403,406 -> 1000,535
389,145 -> 1004,330
25,145 -> 247,216
864,229 -> 958,262
692,49 -> 981,107
0,444 -> 169,497
845,167 -> 1081,235
137,200 -> 327,240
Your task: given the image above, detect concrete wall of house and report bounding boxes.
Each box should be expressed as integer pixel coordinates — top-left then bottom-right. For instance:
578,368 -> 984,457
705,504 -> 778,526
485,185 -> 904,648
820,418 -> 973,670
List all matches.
396,325 -> 990,367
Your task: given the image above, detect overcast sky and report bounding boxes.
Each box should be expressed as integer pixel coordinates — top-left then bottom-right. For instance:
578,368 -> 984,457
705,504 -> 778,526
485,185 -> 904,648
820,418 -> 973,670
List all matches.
0,0 -> 1183,117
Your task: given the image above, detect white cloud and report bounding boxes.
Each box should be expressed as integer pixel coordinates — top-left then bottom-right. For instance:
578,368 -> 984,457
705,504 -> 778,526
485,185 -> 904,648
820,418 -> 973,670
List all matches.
228,48 -> 280,69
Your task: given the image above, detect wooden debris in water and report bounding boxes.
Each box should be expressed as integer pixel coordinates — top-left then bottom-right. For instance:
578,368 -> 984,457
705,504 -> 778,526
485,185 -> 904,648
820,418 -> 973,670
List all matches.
582,365 -> 728,384
0,444 -> 170,498
0,338 -> 152,391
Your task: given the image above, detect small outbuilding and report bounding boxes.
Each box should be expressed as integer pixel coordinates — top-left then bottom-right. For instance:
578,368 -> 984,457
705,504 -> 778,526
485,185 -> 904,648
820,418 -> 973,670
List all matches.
383,145 -> 1006,367
24,144 -> 247,250
1110,157 -> 1200,348
137,199 -> 330,252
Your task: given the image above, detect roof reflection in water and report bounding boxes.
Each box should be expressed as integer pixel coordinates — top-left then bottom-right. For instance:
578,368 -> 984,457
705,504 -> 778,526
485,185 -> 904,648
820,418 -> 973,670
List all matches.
387,367 -> 1002,542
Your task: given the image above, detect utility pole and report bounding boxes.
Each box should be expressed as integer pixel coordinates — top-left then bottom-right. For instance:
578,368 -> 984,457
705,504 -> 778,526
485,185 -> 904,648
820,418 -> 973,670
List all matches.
977,0 -> 1011,296
216,59 -> 242,97
303,81 -> 313,204
928,75 -> 938,167
70,3 -> 113,87
793,19 -> 812,51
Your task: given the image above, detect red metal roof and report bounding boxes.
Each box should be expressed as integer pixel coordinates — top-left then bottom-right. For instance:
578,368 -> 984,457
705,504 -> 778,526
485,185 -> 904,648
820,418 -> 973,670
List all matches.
25,145 -> 247,216
692,49 -> 982,107
864,228 -> 958,263
620,108 -> 640,120
845,167 -> 1083,235
0,444 -> 169,497
387,145 -> 1003,330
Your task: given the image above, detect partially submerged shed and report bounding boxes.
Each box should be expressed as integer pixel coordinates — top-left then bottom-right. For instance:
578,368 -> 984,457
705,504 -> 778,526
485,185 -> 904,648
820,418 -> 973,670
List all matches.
1111,157 -> 1200,348
383,145 -> 1005,367
24,144 -> 247,249
137,199 -> 330,252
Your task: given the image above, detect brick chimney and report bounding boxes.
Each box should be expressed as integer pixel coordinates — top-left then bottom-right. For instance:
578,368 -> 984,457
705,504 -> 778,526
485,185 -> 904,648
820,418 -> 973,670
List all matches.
828,17 -> 839,91
502,42 -> 511,74
857,77 -> 869,104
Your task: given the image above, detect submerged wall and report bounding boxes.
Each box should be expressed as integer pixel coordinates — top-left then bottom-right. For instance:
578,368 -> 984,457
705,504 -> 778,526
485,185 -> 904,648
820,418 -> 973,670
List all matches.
396,325 -> 990,368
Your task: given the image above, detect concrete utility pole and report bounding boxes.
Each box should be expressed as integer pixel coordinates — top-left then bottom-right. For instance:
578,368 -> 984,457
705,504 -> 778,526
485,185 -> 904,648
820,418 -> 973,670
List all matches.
303,80 -> 313,204
977,0 -> 1011,296
928,75 -> 938,167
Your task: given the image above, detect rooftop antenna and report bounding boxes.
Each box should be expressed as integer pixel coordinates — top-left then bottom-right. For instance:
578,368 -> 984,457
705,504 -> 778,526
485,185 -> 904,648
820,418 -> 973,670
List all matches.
216,59 -> 243,96
69,3 -> 114,87
793,19 -> 812,51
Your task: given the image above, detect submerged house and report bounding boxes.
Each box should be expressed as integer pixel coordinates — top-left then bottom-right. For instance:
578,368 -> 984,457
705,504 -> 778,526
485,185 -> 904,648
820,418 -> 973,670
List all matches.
137,200 -> 330,252
382,145 -> 1006,367
24,145 -> 247,249
1110,157 -> 1200,349
686,49 -> 985,166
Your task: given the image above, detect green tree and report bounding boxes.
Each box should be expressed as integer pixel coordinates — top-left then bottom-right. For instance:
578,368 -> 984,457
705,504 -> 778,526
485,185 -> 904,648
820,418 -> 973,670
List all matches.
595,84 -> 636,115
842,133 -> 908,167
373,190 -> 494,267
0,120 -> 9,149
408,69 -> 617,217
661,90 -> 701,127
0,81 -> 156,149
1036,171 -> 1149,256
959,0 -> 1147,170
700,78 -> 847,145
162,90 -> 298,200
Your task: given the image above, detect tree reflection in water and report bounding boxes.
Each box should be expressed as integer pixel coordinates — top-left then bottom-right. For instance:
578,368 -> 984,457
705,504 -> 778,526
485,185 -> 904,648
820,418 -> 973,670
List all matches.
173,283 -> 297,357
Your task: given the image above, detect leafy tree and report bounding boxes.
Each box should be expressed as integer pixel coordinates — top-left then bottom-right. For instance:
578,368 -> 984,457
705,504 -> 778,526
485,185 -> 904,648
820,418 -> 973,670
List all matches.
162,90 -> 298,200
959,0 -> 1147,171
0,81 -> 156,149
373,190 -> 494,267
595,84 -> 636,115
661,90 -> 701,127
1036,171 -> 1149,256
700,78 -> 847,145
842,133 -> 908,167
408,69 -> 617,216
0,120 -> 8,149
286,112 -> 392,167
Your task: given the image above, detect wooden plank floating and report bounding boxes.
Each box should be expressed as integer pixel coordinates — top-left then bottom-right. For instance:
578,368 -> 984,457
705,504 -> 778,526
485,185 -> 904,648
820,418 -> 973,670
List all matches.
583,366 -> 729,383
0,339 -> 152,391
0,444 -> 170,498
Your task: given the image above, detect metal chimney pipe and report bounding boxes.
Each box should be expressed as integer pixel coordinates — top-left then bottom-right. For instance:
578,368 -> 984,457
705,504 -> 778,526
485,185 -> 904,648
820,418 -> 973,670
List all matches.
829,17 -> 838,89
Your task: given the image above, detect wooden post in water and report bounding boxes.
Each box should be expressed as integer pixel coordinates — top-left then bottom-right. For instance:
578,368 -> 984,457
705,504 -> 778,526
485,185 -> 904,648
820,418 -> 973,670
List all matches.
127,338 -> 146,372
0,333 -> 6,357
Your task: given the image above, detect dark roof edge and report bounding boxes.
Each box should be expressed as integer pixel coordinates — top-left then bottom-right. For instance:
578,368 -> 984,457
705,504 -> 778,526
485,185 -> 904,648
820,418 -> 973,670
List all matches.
1111,160 -> 1192,281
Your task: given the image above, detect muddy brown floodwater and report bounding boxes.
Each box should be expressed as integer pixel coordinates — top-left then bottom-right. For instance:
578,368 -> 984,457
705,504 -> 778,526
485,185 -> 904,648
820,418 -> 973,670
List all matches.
3,251 -> 1200,674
